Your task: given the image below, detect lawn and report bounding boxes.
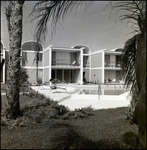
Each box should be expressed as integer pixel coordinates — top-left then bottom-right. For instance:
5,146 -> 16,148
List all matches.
1,87 -> 139,149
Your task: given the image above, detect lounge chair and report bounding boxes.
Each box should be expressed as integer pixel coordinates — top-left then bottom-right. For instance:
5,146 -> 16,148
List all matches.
49,78 -> 67,93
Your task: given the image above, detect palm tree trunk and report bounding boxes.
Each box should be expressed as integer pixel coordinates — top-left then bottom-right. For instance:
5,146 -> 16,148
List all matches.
5,1 -> 24,119
133,18 -> 146,149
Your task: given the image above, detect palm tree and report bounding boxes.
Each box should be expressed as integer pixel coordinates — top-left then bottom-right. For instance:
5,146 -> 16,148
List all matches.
111,1 -> 146,90
3,1 -> 25,119
110,1 -> 146,148
30,1 -> 146,148
2,1 -> 89,119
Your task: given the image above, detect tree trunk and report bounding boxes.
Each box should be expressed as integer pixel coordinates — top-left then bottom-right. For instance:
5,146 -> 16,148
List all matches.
5,1 -> 24,119
133,16 -> 146,149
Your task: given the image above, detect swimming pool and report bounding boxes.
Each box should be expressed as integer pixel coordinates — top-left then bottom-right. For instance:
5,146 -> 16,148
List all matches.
82,89 -> 127,95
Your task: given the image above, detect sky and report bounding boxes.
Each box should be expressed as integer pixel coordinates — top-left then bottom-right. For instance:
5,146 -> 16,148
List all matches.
1,1 -> 136,52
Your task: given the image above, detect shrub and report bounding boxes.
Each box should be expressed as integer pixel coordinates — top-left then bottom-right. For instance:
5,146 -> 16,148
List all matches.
19,67 -> 29,86
125,88 -> 139,123
61,106 -> 94,120
120,131 -> 139,149
19,88 -> 94,123
75,106 -> 94,116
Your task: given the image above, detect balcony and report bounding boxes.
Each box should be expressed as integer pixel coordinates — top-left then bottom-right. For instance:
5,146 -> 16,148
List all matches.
52,59 -> 80,67
105,61 -> 121,69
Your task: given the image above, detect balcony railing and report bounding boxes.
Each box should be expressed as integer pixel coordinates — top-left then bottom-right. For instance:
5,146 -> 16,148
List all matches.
105,61 -> 121,68
52,59 -> 80,67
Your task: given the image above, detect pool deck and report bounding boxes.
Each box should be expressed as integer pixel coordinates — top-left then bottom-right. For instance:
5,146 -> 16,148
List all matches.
31,83 -> 131,111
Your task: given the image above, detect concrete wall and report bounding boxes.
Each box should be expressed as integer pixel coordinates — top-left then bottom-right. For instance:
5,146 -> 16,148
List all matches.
44,50 -> 49,66
77,52 -> 81,62
44,68 -> 49,82
110,55 -> 116,63
91,69 -> 102,83
22,52 -> 42,67
26,69 -> 36,83
105,70 -> 116,81
26,69 -> 42,84
91,53 -> 102,68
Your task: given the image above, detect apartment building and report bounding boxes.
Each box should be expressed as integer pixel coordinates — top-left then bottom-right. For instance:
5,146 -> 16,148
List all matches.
91,48 -> 122,83
42,44 -> 90,85
1,41 -> 122,85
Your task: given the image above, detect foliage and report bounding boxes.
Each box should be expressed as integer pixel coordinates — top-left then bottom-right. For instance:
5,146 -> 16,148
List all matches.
111,1 -> 146,122
111,1 -> 146,90
2,84 -> 95,126
1,106 -> 139,149
121,34 -> 140,91
125,89 -> 139,124
19,67 -> 29,86
29,1 -> 92,42
19,90 -> 69,123
21,91 -> 94,122
111,1 -> 146,35
120,131 -> 139,149
61,106 -> 94,120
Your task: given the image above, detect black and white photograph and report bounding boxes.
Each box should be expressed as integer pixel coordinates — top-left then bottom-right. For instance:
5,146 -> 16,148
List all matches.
1,1 -> 146,149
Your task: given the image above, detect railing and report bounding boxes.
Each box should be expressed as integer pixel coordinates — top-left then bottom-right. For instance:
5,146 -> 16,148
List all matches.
52,59 -> 81,67
105,61 -> 121,68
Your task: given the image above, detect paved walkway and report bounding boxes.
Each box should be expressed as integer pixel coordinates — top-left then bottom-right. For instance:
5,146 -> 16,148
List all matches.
31,84 -> 131,111
31,85 -> 80,102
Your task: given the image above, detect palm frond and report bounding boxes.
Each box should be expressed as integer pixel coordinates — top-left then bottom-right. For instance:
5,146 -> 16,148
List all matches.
111,1 -> 146,34
29,1 -> 92,43
121,34 -> 141,92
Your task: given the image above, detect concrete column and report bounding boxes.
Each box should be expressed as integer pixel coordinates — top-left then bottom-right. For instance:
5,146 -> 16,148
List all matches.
42,51 -> 45,83
80,48 -> 84,85
102,51 -> 105,83
89,51 -> 91,83
62,69 -> 64,81
49,45 -> 53,85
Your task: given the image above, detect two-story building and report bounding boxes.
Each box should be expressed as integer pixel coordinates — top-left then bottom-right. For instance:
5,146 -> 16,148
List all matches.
90,48 -> 122,83
1,40 -> 122,85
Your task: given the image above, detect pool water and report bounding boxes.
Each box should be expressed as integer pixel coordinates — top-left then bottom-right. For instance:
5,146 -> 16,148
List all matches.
83,89 -> 127,95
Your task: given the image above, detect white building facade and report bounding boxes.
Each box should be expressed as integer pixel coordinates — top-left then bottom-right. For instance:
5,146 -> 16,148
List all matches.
1,41 -> 122,85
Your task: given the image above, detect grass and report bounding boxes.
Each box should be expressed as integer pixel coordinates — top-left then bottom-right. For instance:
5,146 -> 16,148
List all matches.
1,86 -> 139,149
